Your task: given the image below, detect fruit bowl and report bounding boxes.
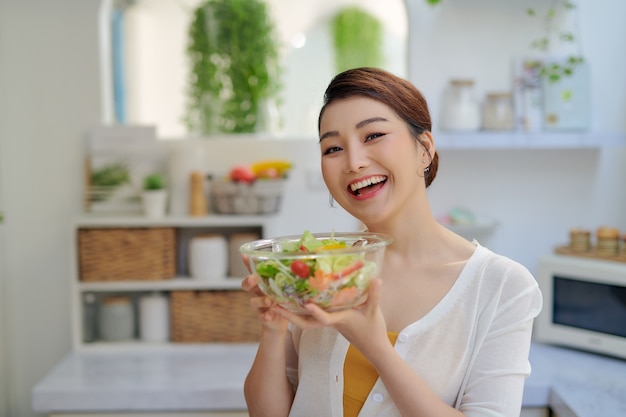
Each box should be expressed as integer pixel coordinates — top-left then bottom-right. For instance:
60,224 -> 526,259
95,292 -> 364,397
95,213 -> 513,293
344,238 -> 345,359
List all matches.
239,231 -> 393,314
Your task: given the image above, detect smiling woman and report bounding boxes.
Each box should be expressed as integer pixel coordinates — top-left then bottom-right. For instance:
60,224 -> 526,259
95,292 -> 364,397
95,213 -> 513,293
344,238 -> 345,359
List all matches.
100,0 -> 407,139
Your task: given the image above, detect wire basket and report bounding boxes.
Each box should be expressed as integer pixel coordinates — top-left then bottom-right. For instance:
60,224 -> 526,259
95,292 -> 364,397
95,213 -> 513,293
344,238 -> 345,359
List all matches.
209,178 -> 285,215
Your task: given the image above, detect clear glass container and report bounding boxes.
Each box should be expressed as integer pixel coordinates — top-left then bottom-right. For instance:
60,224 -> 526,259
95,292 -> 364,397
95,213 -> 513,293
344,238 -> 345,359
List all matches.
82,293 -> 97,343
98,295 -> 134,341
482,92 -> 515,131
440,79 -> 481,132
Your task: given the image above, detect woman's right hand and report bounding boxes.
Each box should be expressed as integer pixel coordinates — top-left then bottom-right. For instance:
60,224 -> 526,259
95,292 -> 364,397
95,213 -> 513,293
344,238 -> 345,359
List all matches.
241,256 -> 288,333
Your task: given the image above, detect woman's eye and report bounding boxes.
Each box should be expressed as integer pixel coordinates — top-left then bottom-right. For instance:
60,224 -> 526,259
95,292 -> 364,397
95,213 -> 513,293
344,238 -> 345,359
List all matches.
365,132 -> 385,142
323,146 -> 342,155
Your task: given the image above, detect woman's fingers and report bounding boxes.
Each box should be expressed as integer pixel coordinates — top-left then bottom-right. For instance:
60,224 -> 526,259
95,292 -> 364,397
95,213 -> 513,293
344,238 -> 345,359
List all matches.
240,253 -> 251,273
241,274 -> 262,294
362,279 -> 382,314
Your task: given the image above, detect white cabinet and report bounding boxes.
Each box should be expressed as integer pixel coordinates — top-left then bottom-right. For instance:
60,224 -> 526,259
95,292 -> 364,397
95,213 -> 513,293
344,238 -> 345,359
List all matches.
71,214 -> 277,351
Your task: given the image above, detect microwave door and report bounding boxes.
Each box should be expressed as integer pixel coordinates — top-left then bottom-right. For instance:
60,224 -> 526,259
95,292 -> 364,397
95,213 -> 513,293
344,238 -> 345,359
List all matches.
553,276 -> 626,338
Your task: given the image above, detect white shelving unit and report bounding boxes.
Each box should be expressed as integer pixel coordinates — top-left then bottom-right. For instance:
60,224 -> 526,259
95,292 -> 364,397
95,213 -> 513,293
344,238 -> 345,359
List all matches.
70,214 -> 278,351
434,131 -> 626,149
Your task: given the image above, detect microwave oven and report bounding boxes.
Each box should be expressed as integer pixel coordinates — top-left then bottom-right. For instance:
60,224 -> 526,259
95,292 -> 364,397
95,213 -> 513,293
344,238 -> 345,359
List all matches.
535,254 -> 626,359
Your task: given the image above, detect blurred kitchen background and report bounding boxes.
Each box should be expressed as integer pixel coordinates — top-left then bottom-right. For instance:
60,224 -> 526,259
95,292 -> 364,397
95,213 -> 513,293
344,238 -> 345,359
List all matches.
0,0 -> 625,416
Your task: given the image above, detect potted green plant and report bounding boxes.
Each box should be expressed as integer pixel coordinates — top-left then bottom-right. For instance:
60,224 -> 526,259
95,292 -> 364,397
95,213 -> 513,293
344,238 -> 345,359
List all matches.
184,0 -> 282,135
141,173 -> 167,218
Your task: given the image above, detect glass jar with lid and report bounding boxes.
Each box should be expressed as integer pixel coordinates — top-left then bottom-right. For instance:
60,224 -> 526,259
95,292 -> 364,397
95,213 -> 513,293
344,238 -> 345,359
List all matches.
482,92 -> 515,131
98,295 -> 134,341
440,79 -> 481,132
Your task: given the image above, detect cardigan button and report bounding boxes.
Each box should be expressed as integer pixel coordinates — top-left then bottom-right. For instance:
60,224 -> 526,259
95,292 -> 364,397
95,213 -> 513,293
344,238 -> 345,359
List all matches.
372,393 -> 384,402
398,332 -> 409,343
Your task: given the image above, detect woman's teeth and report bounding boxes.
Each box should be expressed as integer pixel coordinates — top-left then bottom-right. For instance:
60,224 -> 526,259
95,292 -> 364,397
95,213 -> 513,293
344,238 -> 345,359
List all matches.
350,176 -> 386,195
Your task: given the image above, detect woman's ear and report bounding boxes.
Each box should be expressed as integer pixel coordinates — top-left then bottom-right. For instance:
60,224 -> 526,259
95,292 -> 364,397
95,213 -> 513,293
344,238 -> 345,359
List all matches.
418,131 -> 436,163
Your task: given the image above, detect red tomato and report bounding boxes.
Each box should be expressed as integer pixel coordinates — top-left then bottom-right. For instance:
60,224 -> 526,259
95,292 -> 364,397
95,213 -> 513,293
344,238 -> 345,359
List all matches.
229,165 -> 255,183
290,260 -> 310,278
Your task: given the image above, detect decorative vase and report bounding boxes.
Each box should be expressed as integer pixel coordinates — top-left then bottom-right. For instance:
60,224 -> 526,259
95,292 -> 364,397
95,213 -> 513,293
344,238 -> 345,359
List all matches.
142,190 -> 168,219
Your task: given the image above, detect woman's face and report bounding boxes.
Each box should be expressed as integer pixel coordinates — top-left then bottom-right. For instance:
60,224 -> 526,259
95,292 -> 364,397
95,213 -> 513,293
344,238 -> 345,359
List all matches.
319,97 -> 429,223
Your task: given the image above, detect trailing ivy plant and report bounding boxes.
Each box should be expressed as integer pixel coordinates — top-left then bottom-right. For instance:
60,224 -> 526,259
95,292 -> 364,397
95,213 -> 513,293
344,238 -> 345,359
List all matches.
527,0 -> 584,83
184,0 -> 281,135
331,7 -> 383,73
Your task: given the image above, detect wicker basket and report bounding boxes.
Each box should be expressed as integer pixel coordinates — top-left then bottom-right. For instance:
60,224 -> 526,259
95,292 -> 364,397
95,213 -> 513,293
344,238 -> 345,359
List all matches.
78,227 -> 176,281
170,290 -> 261,343
209,179 -> 285,214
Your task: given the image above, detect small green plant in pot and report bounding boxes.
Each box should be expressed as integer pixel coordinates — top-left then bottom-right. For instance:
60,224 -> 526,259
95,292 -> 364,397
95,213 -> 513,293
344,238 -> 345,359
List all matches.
142,173 -> 167,218
143,173 -> 165,191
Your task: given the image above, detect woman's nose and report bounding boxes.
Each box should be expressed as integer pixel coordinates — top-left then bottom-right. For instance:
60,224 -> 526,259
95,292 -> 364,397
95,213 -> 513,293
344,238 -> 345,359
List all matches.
345,147 -> 369,173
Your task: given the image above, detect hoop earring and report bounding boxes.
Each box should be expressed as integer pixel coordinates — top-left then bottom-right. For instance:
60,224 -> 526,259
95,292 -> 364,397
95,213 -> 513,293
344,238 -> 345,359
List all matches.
328,193 -> 335,208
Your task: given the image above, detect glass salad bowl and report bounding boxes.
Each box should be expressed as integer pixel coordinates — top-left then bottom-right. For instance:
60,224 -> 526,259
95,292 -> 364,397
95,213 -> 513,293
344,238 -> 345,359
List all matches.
239,231 -> 393,314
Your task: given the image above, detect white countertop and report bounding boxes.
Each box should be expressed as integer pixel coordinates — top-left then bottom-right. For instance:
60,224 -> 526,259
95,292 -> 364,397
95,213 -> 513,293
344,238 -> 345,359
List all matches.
33,342 -> 626,416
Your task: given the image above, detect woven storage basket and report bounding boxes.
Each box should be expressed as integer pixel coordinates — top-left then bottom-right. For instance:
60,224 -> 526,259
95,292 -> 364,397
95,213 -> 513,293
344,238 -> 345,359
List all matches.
78,227 -> 176,281
170,290 -> 261,343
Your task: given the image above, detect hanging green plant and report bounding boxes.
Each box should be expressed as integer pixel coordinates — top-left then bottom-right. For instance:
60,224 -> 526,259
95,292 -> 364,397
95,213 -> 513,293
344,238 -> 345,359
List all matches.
331,7 -> 384,73
527,0 -> 584,83
184,0 -> 281,135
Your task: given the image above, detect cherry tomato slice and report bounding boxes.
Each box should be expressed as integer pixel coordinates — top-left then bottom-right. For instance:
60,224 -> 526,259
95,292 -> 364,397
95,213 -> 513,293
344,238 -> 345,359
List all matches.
290,260 -> 310,278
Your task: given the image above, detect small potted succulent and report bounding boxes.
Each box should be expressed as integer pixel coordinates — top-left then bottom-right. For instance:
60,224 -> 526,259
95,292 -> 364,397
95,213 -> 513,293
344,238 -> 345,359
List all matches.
141,173 -> 168,218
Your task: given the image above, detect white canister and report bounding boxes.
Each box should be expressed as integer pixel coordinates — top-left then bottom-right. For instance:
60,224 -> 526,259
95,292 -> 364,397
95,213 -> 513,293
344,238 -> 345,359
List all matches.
440,79 -> 481,132
189,234 -> 228,280
138,292 -> 169,342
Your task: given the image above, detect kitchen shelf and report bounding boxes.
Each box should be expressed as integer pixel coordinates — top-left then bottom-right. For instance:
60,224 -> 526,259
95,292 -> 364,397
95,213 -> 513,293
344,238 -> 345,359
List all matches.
71,214 -> 276,351
78,277 -> 244,292
75,213 -> 279,227
433,131 -> 626,149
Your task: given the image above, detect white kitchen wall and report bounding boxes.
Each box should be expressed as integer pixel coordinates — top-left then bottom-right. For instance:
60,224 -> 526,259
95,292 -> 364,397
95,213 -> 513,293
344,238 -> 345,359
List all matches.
404,0 -> 626,269
0,1 -> 102,416
0,1 -> 624,417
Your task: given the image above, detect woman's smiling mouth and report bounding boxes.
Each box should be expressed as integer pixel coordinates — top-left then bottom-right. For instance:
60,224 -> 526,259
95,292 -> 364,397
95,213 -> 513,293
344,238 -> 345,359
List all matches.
349,175 -> 388,196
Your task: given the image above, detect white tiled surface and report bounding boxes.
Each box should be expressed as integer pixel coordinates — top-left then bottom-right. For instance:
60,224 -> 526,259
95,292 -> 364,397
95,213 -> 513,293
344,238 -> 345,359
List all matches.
33,343 -> 626,416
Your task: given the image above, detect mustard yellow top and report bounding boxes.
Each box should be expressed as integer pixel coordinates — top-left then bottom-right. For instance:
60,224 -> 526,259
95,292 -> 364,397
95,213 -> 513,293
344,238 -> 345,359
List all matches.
343,332 -> 399,417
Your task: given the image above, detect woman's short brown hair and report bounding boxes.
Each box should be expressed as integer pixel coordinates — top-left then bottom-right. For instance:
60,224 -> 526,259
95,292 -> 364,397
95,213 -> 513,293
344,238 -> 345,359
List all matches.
318,67 -> 439,187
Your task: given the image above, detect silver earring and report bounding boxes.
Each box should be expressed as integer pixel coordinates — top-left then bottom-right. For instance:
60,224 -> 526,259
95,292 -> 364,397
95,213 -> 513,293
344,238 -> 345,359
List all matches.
422,160 -> 426,163
328,193 -> 335,207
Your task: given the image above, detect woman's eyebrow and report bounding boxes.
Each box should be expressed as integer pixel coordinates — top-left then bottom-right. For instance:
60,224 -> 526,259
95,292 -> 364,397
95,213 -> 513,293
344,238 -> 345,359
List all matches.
356,116 -> 388,129
319,130 -> 338,142
319,117 -> 389,142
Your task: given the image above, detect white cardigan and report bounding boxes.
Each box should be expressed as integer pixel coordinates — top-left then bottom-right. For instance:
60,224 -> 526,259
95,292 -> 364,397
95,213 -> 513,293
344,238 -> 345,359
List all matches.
285,244 -> 543,417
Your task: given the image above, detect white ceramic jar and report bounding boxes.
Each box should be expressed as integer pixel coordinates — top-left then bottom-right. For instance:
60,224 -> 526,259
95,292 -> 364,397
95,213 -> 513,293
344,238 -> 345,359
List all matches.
188,234 -> 228,280
440,79 -> 481,132
138,292 -> 169,342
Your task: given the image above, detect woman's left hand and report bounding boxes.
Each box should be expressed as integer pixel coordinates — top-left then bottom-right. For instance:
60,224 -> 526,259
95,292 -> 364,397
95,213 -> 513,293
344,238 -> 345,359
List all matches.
276,279 -> 390,356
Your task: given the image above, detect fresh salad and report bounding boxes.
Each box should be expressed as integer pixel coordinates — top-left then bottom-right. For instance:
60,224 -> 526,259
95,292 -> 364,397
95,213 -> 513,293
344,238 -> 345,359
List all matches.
253,230 -> 378,312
